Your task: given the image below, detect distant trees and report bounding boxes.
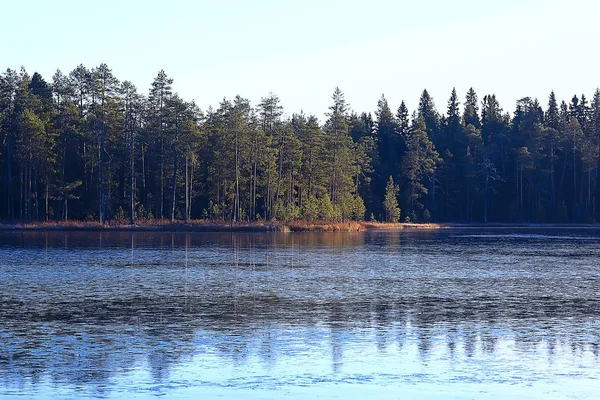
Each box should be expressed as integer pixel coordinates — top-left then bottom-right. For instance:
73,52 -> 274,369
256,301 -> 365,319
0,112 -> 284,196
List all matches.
1,64 -> 600,223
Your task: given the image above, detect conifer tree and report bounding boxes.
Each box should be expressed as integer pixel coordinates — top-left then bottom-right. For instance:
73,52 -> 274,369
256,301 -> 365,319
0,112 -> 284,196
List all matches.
383,175 -> 400,222
402,116 -> 441,220
148,70 -> 173,219
463,88 -> 480,129
1,62 -> 600,224
375,94 -> 399,197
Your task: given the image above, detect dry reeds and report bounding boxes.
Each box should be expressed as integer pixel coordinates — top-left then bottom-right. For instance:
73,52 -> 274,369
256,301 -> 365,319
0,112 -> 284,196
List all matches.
0,219 -> 447,232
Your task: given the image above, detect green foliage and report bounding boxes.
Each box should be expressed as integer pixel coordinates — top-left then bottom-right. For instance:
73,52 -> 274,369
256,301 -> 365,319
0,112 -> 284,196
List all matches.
114,206 -> 125,220
273,199 -> 300,221
423,209 -> 431,222
337,193 -> 365,221
353,195 -> 366,221
135,204 -> 153,221
383,176 -> 400,222
2,65 -> 600,224
402,117 -> 441,215
318,193 -> 335,220
302,195 -> 319,221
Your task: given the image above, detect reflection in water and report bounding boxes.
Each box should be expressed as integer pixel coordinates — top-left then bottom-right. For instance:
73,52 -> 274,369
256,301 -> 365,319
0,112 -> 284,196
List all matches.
1,229 -> 600,399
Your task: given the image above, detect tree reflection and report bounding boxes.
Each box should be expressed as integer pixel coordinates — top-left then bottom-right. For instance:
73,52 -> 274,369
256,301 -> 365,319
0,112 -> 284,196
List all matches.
0,230 -> 599,393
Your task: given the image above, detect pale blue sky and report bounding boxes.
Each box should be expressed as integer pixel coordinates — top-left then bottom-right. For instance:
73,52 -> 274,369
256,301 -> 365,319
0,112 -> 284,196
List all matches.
2,0 -> 598,119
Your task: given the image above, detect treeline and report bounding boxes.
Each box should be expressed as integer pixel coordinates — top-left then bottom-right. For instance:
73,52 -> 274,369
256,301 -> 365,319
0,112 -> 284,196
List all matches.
1,65 -> 599,224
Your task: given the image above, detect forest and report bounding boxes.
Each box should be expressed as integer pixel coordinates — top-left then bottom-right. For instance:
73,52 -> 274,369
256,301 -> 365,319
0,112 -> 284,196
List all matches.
1,64 -> 599,224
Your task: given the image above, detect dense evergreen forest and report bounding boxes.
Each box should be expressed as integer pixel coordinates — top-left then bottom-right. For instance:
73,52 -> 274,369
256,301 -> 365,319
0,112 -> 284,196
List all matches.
1,65 -> 599,224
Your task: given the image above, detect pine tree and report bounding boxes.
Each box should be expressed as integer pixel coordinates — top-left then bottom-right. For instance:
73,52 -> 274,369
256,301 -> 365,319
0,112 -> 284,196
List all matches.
3,61 -> 600,225
463,88 -> 480,128
375,94 -> 401,215
417,90 -> 441,219
418,89 -> 440,138
90,64 -> 120,223
324,87 -> 361,209
396,101 -> 410,136
0,68 -> 19,219
148,70 -> 173,219
546,91 -> 559,130
383,175 -> 400,222
446,88 -> 461,142
402,116 -> 441,220
120,81 -> 143,225
258,92 -> 283,220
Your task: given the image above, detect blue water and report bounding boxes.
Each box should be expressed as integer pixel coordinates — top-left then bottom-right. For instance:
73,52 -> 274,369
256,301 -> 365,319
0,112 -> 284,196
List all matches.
1,229 -> 599,399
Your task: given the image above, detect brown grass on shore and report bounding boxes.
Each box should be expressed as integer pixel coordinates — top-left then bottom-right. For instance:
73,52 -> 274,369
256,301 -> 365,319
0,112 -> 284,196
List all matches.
360,222 -> 446,230
286,220 -> 363,232
0,219 -> 448,232
0,219 -> 281,232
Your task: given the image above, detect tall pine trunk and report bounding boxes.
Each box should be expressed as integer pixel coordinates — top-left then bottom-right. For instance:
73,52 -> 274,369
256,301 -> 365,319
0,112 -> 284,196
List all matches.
484,173 -> 489,223
189,160 -> 194,219
160,140 -> 164,220
573,145 -> 577,220
170,158 -> 177,221
184,155 -> 189,224
34,168 -> 39,220
130,129 -> 135,226
6,133 -> 13,219
550,146 -> 556,218
234,130 -> 240,222
45,175 -> 49,222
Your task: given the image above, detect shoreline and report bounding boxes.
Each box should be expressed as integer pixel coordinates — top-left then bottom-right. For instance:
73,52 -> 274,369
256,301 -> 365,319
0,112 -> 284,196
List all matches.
0,220 -> 599,233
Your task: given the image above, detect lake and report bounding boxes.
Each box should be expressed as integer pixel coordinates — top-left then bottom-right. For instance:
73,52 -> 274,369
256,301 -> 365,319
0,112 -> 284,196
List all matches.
1,229 -> 599,399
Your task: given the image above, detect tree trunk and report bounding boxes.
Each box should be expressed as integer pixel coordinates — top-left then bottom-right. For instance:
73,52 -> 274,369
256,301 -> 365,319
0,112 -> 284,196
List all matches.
45,177 -> 49,222
184,155 -> 189,224
484,173 -> 489,223
27,163 -> 32,220
170,158 -> 177,221
516,163 -> 520,223
550,146 -> 556,218
248,163 -> 253,221
130,130 -> 135,226
275,130 -> 285,205
99,130 -> 104,224
559,152 -> 568,201
430,171 -> 436,220
6,133 -> 13,219
160,142 -> 164,220
266,163 -> 271,220
189,160 -> 194,219
573,146 -> 577,218
19,168 -> 23,220
252,161 -> 257,221
140,144 -> 145,207
34,168 -> 39,220
520,170 -> 524,223
234,130 -> 240,222
580,164 -> 585,211
107,160 -> 112,224
465,182 -> 470,222
592,165 -> 598,222
588,169 -> 592,217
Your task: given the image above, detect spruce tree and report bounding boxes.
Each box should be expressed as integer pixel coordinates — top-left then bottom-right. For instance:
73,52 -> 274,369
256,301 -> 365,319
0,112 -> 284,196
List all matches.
463,88 -> 480,128
402,116 -> 441,220
383,175 -> 400,222
546,91 -> 560,130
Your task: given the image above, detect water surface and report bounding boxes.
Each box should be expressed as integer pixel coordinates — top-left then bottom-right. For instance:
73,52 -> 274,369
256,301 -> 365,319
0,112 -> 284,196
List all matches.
1,229 -> 599,399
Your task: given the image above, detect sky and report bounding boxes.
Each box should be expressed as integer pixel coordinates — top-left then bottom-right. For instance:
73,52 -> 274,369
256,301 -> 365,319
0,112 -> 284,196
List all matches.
2,0 -> 599,121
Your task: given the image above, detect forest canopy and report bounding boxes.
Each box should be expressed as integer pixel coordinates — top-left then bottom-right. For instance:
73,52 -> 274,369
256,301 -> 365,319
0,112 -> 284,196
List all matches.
1,65 -> 599,224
